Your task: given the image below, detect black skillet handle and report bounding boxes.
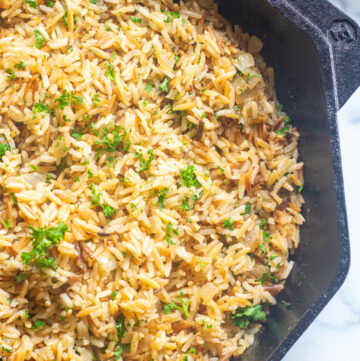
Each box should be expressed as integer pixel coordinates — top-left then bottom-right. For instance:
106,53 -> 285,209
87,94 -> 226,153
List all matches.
272,0 -> 360,110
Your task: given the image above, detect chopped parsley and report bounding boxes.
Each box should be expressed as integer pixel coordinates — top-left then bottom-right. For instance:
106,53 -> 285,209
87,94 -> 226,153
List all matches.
259,243 -> 266,253
231,305 -> 266,328
16,273 -> 27,283
1,220 -> 11,228
34,30 -> 45,49
242,203 -> 251,215
21,222 -> 69,268
157,187 -> 169,210
25,0 -> 37,8
192,190 -> 203,202
263,231 -> 272,243
180,165 -> 201,188
72,129 -> 83,140
187,120 -> 197,130
0,143 -> 10,159
223,217 -> 234,230
111,291 -> 118,300
62,11 -> 68,27
276,116 -> 292,136
259,218 -> 268,230
90,0 -> 97,3
1,346 -> 12,353
165,222 -> 176,245
130,16 -> 142,23
255,273 -> 277,286
159,77 -> 170,93
135,149 -> 154,172
119,177 -> 130,185
32,319 -> 46,330
33,102 -> 50,114
105,62 -> 116,81
164,290 -> 191,318
56,90 -> 83,109
6,68 -> 16,80
162,10 -> 180,20
90,184 -> 116,219
14,61 -> 26,70
145,83 -> 153,93
102,205 -> 116,218
114,315 -> 128,360
91,93 -> 100,106
95,125 -> 130,154
269,254 -> 279,261
181,196 -> 191,211
281,300 -> 291,308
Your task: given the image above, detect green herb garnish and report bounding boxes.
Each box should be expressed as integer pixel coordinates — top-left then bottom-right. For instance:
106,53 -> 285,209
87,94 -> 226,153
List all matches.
242,203 -> 251,215
276,116 -> 292,136
1,346 -> 12,353
6,68 -> 16,80
34,30 -> 45,49
263,231 -> 272,243
21,222 -> 68,268
25,0 -> 37,8
255,273 -> 277,286
14,61 -> 26,70
165,222 -> 175,245
223,217 -> 234,230
159,77 -> 170,93
259,218 -> 268,230
164,290 -> 191,318
130,16 -> 142,23
72,129 -> 83,140
145,83 -> 153,93
16,273 -> 27,283
114,315 -> 128,360
281,300 -> 291,308
95,125 -> 129,154
259,243 -> 266,253
32,319 -> 46,330
135,149 -> 154,172
56,90 -> 83,109
0,143 -> 10,160
33,102 -> 50,114
231,305 -> 266,328
157,187 -> 169,210
92,93 -> 101,106
1,220 -> 11,229
180,165 -> 201,188
90,184 -> 116,219
105,62 -> 116,81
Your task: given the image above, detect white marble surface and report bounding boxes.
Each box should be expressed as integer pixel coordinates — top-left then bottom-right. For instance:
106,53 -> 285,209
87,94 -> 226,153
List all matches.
283,1 -> 360,360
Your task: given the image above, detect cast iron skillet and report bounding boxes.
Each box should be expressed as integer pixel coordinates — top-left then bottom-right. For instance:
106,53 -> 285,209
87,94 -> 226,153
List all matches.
212,0 -> 359,359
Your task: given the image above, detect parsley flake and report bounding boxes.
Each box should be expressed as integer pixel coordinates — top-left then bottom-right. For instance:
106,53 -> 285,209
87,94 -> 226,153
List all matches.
231,305 -> 266,328
21,222 -> 69,268
34,30 -> 45,49
223,217 -> 234,230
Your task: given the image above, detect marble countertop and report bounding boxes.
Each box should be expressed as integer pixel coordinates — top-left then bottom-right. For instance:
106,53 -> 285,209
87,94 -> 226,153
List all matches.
283,1 -> 360,360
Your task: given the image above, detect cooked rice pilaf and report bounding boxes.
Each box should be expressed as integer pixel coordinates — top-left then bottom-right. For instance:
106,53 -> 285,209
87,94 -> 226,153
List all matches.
0,0 -> 304,360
